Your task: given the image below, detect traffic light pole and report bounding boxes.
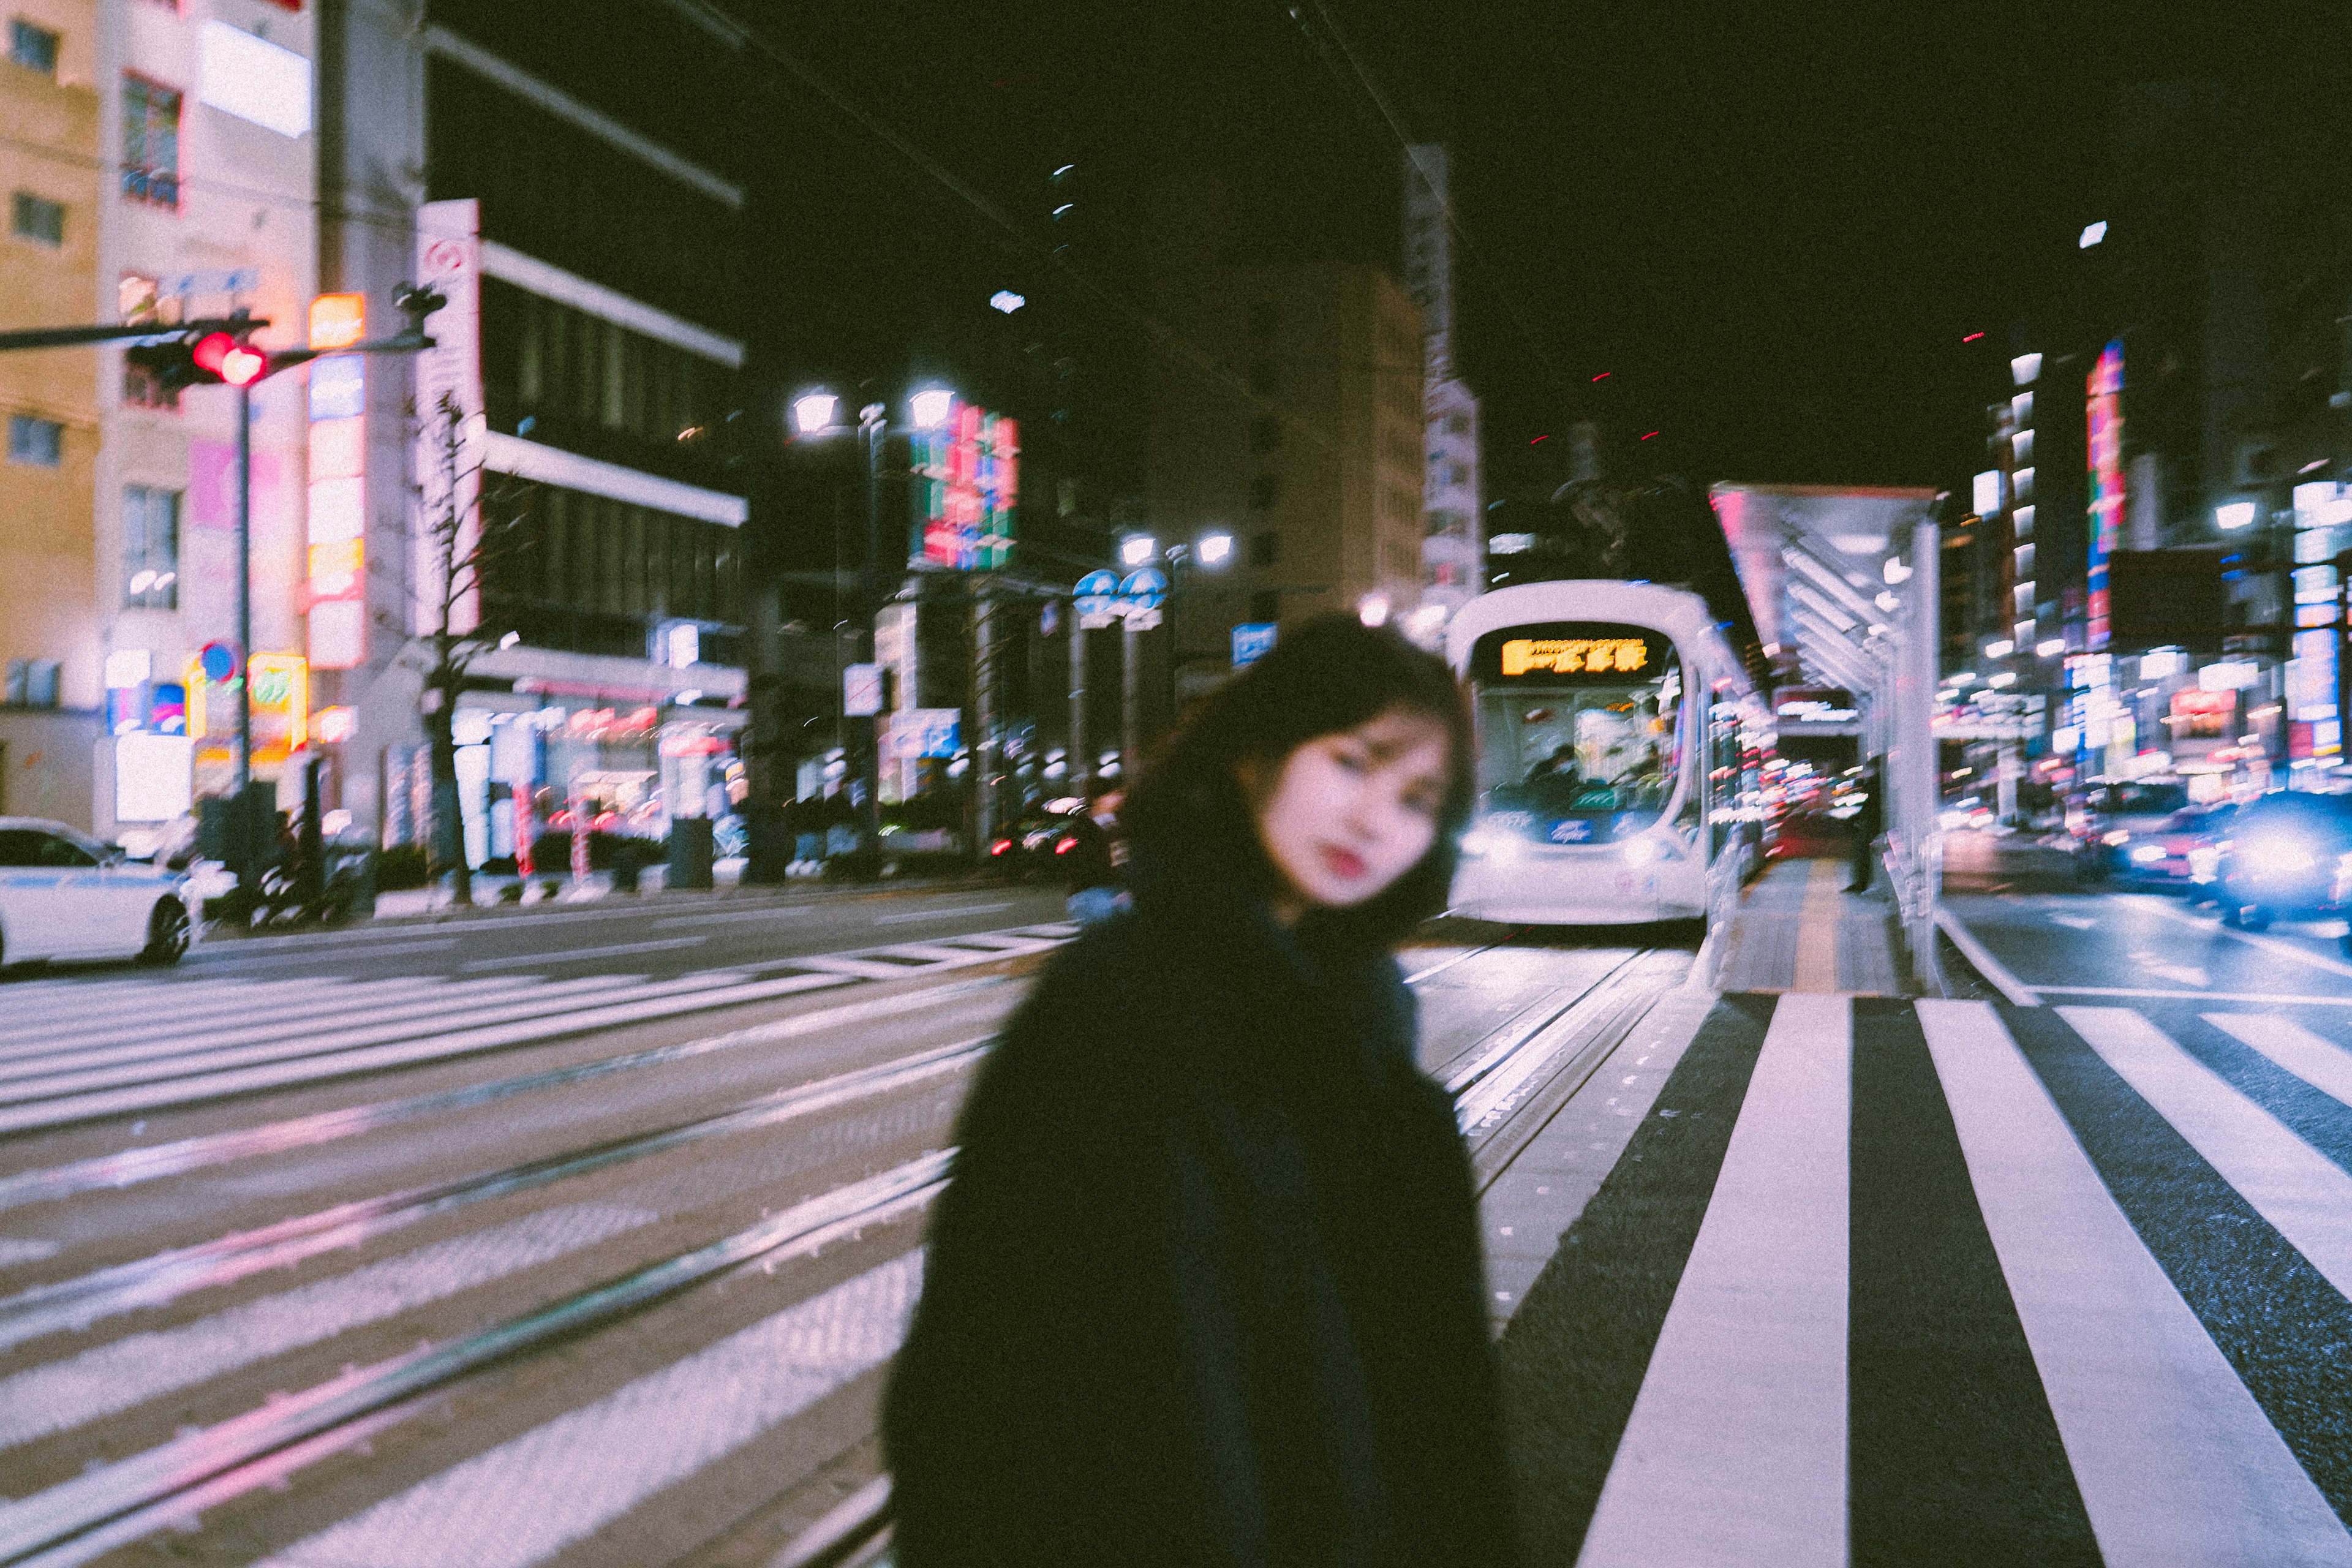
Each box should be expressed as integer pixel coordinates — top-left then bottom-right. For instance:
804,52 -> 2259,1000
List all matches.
235,381 -> 253,792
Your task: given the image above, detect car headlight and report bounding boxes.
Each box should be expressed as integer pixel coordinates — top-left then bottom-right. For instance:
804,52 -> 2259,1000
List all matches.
2242,838 -> 2318,875
2101,829 -> 2131,846
2128,844 -> 2166,864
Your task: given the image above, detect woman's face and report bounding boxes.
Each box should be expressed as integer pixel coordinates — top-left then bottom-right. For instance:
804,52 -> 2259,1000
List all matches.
1248,707 -> 1452,919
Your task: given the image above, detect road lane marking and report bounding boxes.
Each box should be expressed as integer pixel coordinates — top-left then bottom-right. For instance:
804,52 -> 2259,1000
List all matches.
189,938 -> 462,968
458,936 -> 707,971
2203,1012 -> 2352,1109
0,978 -> 604,1075
1578,991 -> 1849,1568
1917,999 -> 2352,1568
246,1251 -> 924,1568
0,1204 -> 658,1451
1934,909 -> 2041,1006
2126,895 -> 2352,981
872,901 -> 1017,924
649,906 -> 820,928
2062,1006 -> 2352,1303
2030,986 -> 2352,1004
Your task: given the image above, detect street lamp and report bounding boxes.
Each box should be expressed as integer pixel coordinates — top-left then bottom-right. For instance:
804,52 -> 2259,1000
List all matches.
791,392 -> 840,437
1120,533 -> 1157,568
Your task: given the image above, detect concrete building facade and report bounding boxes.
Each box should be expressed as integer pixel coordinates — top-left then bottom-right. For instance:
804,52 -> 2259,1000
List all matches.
1150,262 -> 1426,699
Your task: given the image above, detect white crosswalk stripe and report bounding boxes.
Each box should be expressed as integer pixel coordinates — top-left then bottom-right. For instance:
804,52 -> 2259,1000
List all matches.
0,924 -> 1072,1133
249,1252 -> 923,1568
1917,1000 -> 2352,1568
26,959 -> 2352,1568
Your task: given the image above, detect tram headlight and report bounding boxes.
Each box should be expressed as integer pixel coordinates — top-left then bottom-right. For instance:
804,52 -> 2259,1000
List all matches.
1460,829 -> 1518,862
1621,837 -> 1660,865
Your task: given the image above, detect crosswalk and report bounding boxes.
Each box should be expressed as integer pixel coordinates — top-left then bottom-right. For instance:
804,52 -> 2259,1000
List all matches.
10,941 -> 2352,1566
0,924 -> 1075,1134
1512,991 -> 2352,1567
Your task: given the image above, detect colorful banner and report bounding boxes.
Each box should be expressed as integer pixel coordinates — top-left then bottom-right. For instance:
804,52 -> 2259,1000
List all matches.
2086,341 -> 2124,651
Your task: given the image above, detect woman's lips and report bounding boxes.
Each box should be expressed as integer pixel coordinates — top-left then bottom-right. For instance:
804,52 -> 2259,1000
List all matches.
1320,845 -> 1367,880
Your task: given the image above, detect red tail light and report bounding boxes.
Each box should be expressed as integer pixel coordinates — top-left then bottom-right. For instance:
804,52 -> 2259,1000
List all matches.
1054,837 -> 1077,854
989,839 -> 1012,856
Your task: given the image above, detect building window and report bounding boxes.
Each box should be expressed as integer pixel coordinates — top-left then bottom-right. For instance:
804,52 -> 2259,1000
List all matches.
6,413 -> 62,466
1249,415 -> 1282,455
3,658 -> 61,708
121,75 -> 180,208
7,18 -> 58,74
10,190 -> 62,246
1250,529 -> 1280,568
1249,590 -> 1281,623
123,484 -> 180,608
1249,473 -> 1280,510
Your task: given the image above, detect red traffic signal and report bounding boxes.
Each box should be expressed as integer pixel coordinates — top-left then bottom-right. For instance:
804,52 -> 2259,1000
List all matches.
190,330 -> 267,386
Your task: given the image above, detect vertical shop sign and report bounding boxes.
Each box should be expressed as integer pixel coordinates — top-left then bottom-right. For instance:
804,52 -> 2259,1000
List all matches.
307,293 -> 368,668
413,199 -> 485,636
2086,341 -> 2124,652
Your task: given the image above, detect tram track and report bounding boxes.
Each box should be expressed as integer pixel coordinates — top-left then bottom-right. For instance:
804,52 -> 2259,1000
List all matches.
0,930 -> 1686,1568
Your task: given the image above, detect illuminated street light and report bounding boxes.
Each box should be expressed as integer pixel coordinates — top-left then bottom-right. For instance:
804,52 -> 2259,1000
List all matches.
2079,220 -> 2108,248
1358,593 -> 1391,628
1983,639 -> 2014,659
1987,671 -> 2018,688
989,290 -> 1026,314
791,391 -> 839,435
1196,531 -> 1234,567
2216,501 -> 2257,531
909,387 -> 956,429
1120,534 -> 1157,567
2037,638 -> 2067,657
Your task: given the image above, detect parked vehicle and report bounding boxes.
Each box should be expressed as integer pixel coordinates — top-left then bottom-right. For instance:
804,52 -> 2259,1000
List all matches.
2209,791 -> 2352,949
0,816 -> 192,967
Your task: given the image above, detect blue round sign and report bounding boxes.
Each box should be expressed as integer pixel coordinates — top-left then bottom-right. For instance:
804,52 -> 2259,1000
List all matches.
1120,567 -> 1168,611
1074,570 -> 1121,617
197,640 -> 240,683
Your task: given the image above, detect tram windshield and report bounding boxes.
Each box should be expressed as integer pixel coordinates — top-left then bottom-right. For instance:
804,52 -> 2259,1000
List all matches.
1467,624 -> 1684,844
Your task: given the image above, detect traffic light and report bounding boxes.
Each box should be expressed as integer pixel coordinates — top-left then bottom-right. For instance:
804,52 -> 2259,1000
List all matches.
126,325 -> 267,392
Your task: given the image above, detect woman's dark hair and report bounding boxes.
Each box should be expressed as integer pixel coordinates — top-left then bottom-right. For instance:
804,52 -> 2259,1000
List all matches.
1125,612 -> 1476,944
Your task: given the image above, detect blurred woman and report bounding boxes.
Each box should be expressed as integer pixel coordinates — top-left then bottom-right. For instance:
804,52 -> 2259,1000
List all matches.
884,613 -> 1516,1567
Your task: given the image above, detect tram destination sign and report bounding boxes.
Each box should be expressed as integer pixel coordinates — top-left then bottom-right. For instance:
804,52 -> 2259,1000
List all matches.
1471,622 -> 1668,684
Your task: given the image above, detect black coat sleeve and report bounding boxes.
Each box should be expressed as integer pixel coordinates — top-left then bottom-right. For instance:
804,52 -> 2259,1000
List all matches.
882,939 -> 1273,1567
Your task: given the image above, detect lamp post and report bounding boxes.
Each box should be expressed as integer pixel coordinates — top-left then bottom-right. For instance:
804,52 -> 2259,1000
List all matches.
1115,530 -> 1234,768
789,383 -> 957,861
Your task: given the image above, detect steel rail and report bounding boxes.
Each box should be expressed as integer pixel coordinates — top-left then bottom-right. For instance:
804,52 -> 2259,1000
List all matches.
0,978 -> 1014,1213
0,1154 -> 952,1567
0,1035 -> 992,1353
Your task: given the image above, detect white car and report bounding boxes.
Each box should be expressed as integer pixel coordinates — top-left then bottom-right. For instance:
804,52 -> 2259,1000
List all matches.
0,816 -> 192,968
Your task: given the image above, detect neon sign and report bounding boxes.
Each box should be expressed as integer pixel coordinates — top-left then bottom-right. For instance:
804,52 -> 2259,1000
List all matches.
909,398 -> 1017,570
1500,637 -> 1651,676
2086,341 -> 2124,651
307,295 -> 367,669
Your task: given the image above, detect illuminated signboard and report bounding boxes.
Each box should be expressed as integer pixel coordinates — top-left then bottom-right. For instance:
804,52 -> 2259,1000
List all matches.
186,652 -> 308,767
1471,623 -> 1667,684
307,295 -> 367,669
2086,341 -> 2124,650
908,398 -> 1018,570
1501,638 -> 1651,676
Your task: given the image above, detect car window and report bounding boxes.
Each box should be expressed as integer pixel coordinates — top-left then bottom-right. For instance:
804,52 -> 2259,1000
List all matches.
34,833 -> 100,868
0,829 -> 48,867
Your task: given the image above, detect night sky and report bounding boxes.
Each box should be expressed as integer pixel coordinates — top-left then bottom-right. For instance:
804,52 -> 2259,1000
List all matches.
744,0 -> 2350,497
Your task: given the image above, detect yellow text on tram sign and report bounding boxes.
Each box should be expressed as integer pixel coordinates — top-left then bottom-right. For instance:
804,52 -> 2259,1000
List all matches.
1501,638 -> 1651,677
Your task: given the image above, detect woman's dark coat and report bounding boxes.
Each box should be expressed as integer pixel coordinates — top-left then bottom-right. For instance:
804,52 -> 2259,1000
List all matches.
882,850 -> 1517,1567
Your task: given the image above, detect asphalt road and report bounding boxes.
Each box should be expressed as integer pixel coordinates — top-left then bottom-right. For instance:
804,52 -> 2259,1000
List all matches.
0,892 -> 1688,1567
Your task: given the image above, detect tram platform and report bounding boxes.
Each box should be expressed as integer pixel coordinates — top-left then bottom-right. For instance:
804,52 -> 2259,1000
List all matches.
1711,853 -> 1914,997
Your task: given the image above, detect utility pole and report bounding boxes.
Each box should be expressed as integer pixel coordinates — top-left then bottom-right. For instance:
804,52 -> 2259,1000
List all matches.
1068,609 -> 1087,796
1122,614 -> 1141,784
972,590 -> 996,859
234,381 -> 253,791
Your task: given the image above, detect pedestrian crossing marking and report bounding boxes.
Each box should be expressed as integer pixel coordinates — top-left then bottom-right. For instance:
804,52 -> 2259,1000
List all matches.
2205,1012 -> 2352,1109
1578,992 -> 1850,1567
2062,1006 -> 2352,1304
1917,1001 -> 2352,1567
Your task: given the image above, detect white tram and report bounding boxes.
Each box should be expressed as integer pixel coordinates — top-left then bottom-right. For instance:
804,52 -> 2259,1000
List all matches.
1445,581 -> 1772,925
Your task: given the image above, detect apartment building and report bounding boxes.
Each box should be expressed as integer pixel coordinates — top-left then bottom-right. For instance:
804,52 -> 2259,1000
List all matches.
1150,263 -> 1427,702
1,0 -> 100,820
